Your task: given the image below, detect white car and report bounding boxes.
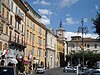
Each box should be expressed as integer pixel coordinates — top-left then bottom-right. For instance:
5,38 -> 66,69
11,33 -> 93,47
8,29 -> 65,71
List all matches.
63,66 -> 76,73
35,65 -> 45,74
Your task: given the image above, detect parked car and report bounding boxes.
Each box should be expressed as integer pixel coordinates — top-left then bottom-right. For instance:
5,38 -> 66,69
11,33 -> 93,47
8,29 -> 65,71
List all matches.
0,66 -> 17,75
79,69 -> 100,75
63,66 -> 76,73
35,65 -> 45,74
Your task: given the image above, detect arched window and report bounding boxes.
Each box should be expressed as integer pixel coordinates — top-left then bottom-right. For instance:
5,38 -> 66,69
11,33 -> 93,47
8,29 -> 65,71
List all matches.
94,44 -> 97,48
87,44 -> 90,48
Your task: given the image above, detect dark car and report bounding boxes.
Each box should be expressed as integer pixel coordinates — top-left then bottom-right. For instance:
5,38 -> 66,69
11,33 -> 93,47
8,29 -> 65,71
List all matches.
79,69 -> 100,75
0,66 -> 16,75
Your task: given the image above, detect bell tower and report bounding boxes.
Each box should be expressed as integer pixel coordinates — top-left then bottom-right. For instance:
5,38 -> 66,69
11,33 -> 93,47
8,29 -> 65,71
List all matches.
56,21 -> 65,41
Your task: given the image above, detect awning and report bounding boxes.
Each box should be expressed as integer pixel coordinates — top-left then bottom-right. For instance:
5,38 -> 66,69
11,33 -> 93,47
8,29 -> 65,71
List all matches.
11,58 -> 18,64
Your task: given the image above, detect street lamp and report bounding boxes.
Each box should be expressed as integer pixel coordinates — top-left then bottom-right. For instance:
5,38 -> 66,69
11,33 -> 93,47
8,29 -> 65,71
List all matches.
77,18 -> 88,66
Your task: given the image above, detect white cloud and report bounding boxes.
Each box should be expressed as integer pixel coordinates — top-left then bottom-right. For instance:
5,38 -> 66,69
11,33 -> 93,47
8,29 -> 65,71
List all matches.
59,0 -> 79,8
66,14 -> 70,17
33,0 -> 50,6
66,17 -> 79,25
38,9 -> 53,15
40,15 -> 50,26
95,5 -> 99,10
83,18 -> 88,23
65,32 -> 99,41
41,0 -> 50,5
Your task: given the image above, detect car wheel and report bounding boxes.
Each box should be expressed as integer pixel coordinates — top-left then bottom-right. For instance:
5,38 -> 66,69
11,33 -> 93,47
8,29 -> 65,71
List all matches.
65,70 -> 67,72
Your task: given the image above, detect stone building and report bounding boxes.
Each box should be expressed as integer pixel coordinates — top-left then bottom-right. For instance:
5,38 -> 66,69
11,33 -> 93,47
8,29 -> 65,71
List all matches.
67,36 -> 100,54
46,27 -> 57,68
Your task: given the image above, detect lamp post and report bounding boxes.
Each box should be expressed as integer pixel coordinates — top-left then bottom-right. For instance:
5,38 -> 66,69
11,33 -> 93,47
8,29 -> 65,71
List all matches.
77,18 -> 88,66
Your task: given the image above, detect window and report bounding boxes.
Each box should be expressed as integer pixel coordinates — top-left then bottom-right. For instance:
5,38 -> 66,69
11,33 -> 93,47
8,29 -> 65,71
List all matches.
22,37 -> 23,44
11,1 -> 13,11
38,38 -> 42,45
30,21 -> 32,28
30,33 -> 32,41
22,24 -> 24,33
10,15 -> 12,25
21,13 -> 24,22
15,20 -> 20,30
26,31 -> 29,39
38,27 -> 42,34
2,7 -> 4,17
16,6 -> 18,14
32,23 -> 35,30
31,47 -> 34,55
14,33 -> 16,42
15,21 -> 17,28
9,30 -> 12,41
17,35 -> 19,43
94,44 -> 97,48
0,42 -> 2,51
72,44 -> 75,48
7,11 -> 9,20
43,39 -> 45,46
27,18 -> 29,26
32,34 -> 34,41
6,26 -> 8,35
87,44 -> 90,48
37,48 -> 41,56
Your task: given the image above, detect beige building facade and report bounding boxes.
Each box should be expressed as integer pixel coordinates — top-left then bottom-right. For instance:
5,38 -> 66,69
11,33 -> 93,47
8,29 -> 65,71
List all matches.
67,36 -> 100,54
0,0 -> 27,66
46,28 -> 57,68
23,1 -> 46,70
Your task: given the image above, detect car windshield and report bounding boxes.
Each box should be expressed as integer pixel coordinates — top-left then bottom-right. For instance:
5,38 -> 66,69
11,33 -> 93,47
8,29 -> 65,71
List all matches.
37,65 -> 44,68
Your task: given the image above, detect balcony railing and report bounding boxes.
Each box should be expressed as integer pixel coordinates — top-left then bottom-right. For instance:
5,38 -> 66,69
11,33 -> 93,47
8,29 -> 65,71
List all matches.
15,13 -> 23,20
9,35 -> 25,46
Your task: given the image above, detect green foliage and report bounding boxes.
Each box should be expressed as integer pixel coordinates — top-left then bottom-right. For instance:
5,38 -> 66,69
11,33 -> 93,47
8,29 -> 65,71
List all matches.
66,51 -> 100,67
92,12 -> 100,40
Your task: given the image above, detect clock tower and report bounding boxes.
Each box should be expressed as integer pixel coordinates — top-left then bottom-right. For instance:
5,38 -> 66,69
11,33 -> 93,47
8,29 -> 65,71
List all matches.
56,21 -> 65,41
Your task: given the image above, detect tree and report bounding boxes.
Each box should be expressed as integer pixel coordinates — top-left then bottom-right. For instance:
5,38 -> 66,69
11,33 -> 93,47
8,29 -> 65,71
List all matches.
92,12 -> 100,40
66,51 -> 100,68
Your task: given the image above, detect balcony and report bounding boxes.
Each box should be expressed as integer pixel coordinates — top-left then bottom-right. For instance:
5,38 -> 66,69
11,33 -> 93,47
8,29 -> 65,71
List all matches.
2,0 -> 10,10
9,35 -> 26,48
15,13 -> 23,20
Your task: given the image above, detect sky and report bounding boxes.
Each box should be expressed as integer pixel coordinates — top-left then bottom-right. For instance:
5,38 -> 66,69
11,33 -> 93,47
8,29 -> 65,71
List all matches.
25,0 -> 100,40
